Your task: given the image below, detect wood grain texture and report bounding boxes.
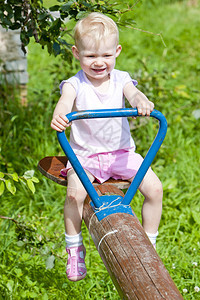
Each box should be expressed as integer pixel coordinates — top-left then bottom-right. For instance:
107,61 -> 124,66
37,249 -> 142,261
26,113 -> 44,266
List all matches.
83,185 -> 183,300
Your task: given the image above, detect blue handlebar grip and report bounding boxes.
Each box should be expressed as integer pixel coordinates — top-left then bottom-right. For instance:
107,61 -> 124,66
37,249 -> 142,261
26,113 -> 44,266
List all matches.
57,108 -> 167,208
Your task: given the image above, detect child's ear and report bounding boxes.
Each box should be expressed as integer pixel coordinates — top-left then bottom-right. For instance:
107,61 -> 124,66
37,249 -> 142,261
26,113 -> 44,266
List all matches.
72,46 -> 80,60
116,45 -> 122,57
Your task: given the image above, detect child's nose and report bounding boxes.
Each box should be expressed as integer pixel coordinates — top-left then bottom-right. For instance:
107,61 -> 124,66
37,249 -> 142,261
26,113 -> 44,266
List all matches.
94,57 -> 103,66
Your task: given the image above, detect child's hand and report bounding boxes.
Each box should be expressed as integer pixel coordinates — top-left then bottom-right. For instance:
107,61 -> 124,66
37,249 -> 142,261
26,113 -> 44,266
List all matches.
133,91 -> 154,116
51,114 -> 72,132
124,82 -> 154,117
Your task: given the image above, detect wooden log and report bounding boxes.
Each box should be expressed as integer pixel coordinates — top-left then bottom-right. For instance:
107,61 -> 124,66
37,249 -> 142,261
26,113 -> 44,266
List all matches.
83,184 -> 183,300
37,156 -> 183,299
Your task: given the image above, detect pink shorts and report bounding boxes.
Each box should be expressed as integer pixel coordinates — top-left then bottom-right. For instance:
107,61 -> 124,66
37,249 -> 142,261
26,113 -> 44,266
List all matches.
61,148 -> 144,184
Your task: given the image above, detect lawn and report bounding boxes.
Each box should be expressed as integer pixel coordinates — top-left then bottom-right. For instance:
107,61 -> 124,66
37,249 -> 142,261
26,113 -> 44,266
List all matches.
0,0 -> 200,299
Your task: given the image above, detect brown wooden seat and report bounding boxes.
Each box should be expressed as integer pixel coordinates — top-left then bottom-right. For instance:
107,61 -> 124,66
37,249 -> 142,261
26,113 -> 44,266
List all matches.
38,156 -> 130,189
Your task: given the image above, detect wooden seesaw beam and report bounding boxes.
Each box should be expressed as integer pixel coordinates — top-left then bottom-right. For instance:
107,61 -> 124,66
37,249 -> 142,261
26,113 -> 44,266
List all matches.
84,185 -> 183,299
38,108 -> 183,299
38,155 -> 183,300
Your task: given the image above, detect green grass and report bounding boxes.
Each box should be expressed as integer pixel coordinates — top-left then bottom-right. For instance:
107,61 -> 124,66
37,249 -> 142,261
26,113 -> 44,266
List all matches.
0,0 -> 200,299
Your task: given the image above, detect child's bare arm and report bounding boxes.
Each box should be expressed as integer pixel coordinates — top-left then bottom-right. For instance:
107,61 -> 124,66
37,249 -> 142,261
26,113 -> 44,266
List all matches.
51,83 -> 76,132
124,82 -> 154,116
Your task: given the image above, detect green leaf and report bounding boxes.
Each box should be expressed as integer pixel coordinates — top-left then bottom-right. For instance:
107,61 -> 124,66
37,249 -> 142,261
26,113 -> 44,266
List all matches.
0,172 -> 4,178
27,179 -> 35,194
11,115 -> 19,123
6,280 -> 14,292
57,38 -> 70,46
31,176 -> 39,183
76,11 -> 87,20
46,255 -> 55,269
28,291 -> 38,298
60,2 -> 73,12
0,181 -> 5,196
49,5 -> 60,11
11,172 -> 19,182
23,170 -> 34,179
38,12 -> 49,21
41,293 -> 48,300
53,42 -> 60,56
5,179 -> 16,194
21,290 -> 28,298
14,268 -> 23,277
7,163 -> 14,173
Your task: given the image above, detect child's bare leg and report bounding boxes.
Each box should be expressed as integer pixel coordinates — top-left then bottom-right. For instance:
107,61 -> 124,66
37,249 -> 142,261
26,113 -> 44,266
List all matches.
129,168 -> 163,246
64,168 -> 95,281
138,168 -> 163,234
64,168 -> 95,236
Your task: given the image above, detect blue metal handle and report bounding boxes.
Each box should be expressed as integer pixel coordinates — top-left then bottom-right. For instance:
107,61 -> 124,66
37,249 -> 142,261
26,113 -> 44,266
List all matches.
57,108 -> 167,208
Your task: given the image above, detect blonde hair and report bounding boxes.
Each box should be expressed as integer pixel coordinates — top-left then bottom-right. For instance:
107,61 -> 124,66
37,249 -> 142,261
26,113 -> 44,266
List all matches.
74,12 -> 119,49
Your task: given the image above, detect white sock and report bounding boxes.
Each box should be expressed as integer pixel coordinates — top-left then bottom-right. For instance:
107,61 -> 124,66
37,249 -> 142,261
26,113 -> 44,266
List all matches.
65,232 -> 83,248
146,231 -> 159,246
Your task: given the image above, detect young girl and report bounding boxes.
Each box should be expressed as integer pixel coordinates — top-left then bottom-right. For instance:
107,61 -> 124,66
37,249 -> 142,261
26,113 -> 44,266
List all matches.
51,12 -> 163,282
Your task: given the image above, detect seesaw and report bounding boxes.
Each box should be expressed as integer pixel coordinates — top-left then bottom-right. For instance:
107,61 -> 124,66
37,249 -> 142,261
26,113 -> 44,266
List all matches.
38,108 -> 183,299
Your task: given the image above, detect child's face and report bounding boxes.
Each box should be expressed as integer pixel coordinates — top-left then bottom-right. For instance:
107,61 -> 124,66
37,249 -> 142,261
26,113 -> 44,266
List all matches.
72,35 -> 122,84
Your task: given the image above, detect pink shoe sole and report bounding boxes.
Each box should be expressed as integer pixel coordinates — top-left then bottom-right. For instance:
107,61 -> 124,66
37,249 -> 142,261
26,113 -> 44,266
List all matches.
66,245 -> 87,282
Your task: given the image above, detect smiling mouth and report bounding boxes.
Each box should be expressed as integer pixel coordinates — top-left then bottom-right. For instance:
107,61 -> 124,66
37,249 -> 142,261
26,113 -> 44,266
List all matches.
92,68 -> 106,73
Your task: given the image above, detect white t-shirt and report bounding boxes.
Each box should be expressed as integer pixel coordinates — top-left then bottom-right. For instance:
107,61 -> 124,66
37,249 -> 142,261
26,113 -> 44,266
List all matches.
59,69 -> 138,157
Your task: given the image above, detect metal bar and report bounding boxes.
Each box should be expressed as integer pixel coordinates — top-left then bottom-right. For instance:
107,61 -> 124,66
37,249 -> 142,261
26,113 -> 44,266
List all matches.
122,110 -> 167,205
57,108 -> 167,208
57,131 -> 101,208
66,108 -> 138,122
